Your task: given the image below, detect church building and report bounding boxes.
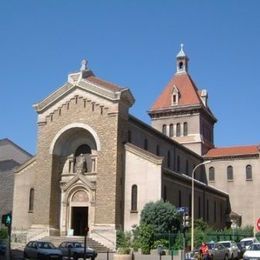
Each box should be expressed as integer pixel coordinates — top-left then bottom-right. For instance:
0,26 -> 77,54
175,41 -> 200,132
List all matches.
12,45 -> 256,249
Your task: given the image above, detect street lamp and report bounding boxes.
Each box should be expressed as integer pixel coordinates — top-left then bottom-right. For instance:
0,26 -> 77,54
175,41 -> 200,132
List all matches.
191,160 -> 211,251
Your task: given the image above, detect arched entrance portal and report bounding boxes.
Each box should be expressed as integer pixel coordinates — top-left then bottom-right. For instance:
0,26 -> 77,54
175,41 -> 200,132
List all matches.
70,190 -> 89,236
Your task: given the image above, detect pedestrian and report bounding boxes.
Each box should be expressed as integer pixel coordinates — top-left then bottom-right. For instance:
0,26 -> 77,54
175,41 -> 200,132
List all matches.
200,242 -> 209,260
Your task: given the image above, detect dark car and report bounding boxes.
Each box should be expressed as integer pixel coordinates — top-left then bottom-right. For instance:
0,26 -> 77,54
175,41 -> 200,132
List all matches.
24,241 -> 63,259
0,240 -> 7,256
59,241 -> 97,260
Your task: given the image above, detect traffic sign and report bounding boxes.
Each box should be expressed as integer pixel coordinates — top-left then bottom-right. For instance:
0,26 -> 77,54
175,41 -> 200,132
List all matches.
256,218 -> 260,231
176,207 -> 189,214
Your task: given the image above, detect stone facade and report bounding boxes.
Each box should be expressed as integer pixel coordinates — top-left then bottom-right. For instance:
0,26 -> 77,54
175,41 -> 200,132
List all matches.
11,55 -> 232,249
205,152 -> 260,227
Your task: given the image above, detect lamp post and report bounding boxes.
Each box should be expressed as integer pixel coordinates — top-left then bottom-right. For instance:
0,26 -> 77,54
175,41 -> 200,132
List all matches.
191,160 -> 211,251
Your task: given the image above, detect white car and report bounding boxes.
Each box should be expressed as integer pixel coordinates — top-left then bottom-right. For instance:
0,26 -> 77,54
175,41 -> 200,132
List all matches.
243,243 -> 260,260
219,241 -> 239,259
240,237 -> 259,250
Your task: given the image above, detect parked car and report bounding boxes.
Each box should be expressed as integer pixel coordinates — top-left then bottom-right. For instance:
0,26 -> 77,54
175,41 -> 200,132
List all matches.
218,241 -> 239,259
207,242 -> 229,260
59,241 -> 97,260
24,241 -> 63,259
0,240 -> 7,256
240,238 -> 259,250
243,242 -> 260,260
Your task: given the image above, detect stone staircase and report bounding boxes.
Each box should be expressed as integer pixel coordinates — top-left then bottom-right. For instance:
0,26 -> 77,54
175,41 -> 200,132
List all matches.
39,236 -> 111,253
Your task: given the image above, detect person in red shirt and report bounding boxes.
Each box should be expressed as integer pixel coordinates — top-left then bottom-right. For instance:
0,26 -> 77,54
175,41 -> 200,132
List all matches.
200,242 -> 209,260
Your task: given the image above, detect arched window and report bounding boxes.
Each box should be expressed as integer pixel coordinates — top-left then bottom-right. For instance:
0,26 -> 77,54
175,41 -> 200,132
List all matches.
29,188 -> 34,212
156,145 -> 160,156
144,139 -> 148,150
246,165 -> 252,180
185,160 -> 189,175
227,166 -> 233,181
131,185 -> 138,212
176,123 -> 181,137
177,155 -> 180,172
209,167 -> 215,181
162,124 -> 167,135
183,122 -> 188,136
169,124 -> 174,137
128,130 -> 132,143
167,150 -> 171,168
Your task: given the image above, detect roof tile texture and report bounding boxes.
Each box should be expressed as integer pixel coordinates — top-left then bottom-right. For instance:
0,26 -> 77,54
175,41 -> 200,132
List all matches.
150,73 -> 202,111
205,145 -> 260,157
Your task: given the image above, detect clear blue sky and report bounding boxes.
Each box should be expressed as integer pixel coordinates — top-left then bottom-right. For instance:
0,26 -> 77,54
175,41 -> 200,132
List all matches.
1,0 -> 260,155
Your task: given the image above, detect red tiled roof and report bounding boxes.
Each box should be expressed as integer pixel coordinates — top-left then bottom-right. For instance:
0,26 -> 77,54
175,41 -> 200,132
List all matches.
87,76 -> 124,92
150,73 -> 202,111
205,145 -> 260,158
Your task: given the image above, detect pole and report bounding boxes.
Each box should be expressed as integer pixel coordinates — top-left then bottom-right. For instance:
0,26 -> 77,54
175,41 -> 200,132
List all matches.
191,161 -> 211,251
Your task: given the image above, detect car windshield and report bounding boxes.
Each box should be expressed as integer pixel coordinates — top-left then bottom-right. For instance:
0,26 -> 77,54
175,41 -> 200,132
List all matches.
38,242 -> 56,249
221,242 -> 231,248
242,241 -> 253,246
73,242 -> 83,248
249,244 -> 260,251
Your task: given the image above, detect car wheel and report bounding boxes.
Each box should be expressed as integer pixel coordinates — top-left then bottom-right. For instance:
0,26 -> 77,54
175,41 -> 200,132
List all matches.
23,252 -> 29,259
231,253 -> 233,260
73,253 -> 78,260
224,254 -> 228,260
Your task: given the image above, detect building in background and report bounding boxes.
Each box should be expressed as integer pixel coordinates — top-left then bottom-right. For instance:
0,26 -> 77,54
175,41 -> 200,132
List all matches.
0,139 -> 32,228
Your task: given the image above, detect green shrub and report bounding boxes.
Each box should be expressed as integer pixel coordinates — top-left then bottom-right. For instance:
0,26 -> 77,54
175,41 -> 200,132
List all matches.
117,247 -> 131,254
0,228 -> 8,239
152,239 -> 169,249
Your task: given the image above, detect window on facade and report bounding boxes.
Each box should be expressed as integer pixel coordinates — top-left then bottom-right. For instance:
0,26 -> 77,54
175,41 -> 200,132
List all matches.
169,124 -> 174,137
29,188 -> 34,212
167,150 -> 171,168
177,156 -> 180,172
156,145 -> 160,156
227,166 -> 233,181
131,185 -> 138,212
178,190 -> 182,207
163,185 -> 167,202
183,122 -> 188,136
179,61 -> 183,70
128,130 -> 132,143
209,167 -> 215,181
144,139 -> 148,150
176,123 -> 181,137
246,165 -> 252,180
172,94 -> 177,104
185,160 -> 189,175
162,124 -> 167,135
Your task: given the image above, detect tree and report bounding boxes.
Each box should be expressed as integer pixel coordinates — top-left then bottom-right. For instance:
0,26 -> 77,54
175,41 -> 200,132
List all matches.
140,200 -> 181,234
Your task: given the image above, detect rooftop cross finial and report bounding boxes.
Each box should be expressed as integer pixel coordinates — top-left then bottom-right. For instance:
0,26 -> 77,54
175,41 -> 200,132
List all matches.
80,59 -> 88,71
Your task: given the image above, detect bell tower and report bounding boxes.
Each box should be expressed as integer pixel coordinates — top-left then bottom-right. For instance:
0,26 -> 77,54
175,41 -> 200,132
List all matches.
176,43 -> 189,74
149,44 -> 217,155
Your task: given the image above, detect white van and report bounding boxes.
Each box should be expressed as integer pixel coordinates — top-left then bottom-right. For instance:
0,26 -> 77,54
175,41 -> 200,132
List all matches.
240,237 -> 259,249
